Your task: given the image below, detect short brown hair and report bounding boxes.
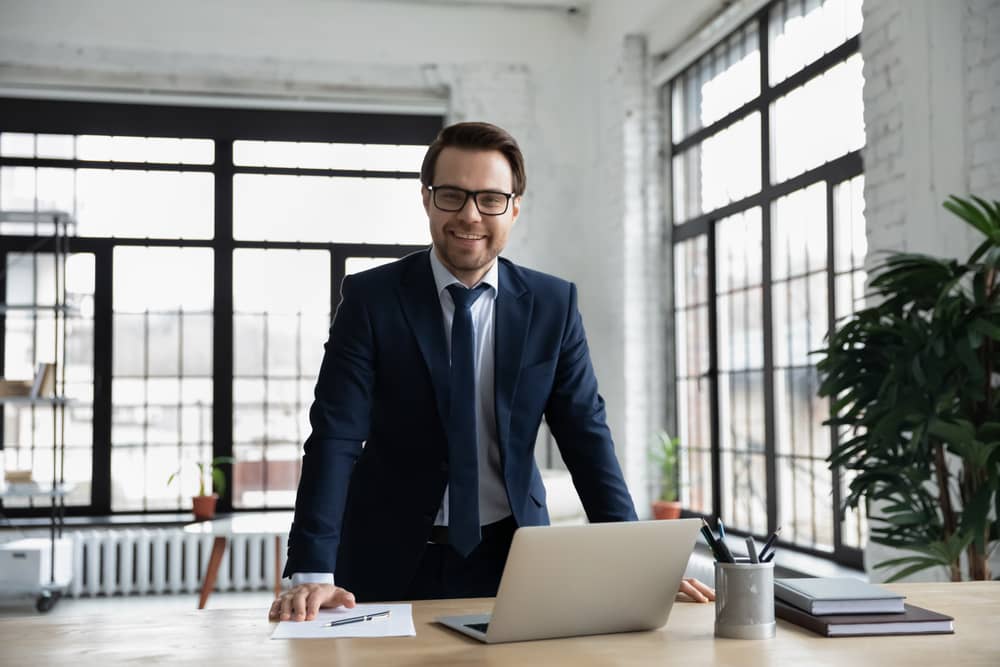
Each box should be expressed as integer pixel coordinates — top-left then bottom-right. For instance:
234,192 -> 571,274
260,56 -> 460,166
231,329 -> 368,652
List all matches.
420,122 -> 526,195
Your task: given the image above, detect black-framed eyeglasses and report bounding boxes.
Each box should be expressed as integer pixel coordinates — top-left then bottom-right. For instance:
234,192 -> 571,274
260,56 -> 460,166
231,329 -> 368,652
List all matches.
427,185 -> 514,216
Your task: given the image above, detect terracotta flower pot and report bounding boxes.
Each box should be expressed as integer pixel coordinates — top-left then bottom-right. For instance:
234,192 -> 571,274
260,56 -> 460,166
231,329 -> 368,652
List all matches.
651,500 -> 682,520
192,494 -> 219,521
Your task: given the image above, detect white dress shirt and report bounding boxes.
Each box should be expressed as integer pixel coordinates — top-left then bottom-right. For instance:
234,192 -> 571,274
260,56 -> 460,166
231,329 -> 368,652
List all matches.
292,250 -> 511,587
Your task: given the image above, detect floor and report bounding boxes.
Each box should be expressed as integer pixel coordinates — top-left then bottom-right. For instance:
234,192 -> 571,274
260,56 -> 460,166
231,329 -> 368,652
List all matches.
0,590 -> 275,620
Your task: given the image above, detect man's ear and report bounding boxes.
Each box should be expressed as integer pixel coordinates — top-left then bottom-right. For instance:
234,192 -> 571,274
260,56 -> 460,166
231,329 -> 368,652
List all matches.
510,195 -> 521,224
421,185 -> 431,215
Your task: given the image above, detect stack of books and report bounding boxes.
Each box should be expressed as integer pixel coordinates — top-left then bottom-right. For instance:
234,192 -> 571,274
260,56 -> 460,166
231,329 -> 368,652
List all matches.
774,577 -> 954,637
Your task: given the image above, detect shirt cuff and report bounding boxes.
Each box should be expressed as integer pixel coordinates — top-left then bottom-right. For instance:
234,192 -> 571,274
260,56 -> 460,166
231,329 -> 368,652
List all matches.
291,572 -> 335,586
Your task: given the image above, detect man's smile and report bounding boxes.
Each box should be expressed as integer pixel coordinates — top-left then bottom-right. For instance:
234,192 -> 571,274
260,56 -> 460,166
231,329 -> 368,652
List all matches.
450,230 -> 487,241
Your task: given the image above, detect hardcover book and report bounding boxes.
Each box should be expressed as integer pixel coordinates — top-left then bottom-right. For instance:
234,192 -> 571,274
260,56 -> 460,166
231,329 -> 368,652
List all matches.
776,599 -> 954,637
774,577 -> 905,615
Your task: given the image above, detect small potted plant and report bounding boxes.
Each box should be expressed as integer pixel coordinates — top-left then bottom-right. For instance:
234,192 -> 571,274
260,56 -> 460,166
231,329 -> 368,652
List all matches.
167,456 -> 235,520
650,431 -> 682,520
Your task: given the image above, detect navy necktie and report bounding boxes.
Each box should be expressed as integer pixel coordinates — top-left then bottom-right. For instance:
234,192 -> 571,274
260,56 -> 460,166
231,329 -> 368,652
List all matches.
445,283 -> 489,557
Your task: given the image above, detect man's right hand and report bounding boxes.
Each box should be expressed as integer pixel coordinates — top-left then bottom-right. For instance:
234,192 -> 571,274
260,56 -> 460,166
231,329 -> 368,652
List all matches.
268,583 -> 356,622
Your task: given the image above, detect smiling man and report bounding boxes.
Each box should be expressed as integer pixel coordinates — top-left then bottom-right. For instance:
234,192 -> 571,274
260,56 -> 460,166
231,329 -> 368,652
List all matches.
270,122 -> 714,622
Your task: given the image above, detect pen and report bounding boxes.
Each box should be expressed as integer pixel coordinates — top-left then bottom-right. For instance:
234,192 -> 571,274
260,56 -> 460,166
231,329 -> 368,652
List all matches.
701,518 -> 734,563
758,526 -> 782,562
324,610 -> 391,627
745,536 -> 759,563
717,518 -> 727,541
700,524 -> 724,561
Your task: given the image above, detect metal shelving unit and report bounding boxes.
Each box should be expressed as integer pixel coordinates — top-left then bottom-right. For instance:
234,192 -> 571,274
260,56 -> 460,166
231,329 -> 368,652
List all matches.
0,209 -> 75,612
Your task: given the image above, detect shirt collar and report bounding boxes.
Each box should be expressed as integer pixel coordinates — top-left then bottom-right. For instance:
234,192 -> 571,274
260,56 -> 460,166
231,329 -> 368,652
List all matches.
429,247 -> 499,297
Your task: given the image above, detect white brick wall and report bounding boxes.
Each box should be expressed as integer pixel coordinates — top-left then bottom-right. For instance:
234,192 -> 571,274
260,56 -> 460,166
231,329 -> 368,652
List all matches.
863,0 -> 999,265
966,0 -> 1000,196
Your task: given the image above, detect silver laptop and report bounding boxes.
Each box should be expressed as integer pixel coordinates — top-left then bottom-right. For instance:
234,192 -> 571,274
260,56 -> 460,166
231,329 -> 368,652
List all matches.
436,518 -> 701,643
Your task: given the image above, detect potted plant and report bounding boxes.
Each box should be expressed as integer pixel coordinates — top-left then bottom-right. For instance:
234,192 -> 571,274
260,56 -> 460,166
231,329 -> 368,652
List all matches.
167,456 -> 235,521
650,431 -> 682,520
817,195 -> 1000,581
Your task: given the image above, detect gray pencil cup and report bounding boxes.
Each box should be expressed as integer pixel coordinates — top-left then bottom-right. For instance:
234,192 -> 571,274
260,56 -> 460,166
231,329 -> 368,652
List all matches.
713,561 -> 775,639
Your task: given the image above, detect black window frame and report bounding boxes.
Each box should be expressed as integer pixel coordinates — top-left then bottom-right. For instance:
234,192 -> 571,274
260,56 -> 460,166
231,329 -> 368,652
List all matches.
666,5 -> 864,568
0,96 -> 442,518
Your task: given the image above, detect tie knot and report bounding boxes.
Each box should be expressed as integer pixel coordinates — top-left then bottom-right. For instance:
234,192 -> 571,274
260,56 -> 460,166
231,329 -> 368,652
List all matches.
446,283 -> 488,310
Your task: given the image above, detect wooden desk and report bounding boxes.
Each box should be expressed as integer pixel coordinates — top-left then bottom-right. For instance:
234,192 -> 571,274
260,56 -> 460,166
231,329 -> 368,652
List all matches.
1,582 -> 997,665
183,511 -> 293,608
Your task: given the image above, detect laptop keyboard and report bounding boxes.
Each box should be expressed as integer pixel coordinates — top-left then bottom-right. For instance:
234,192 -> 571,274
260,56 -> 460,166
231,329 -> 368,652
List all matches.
465,622 -> 490,633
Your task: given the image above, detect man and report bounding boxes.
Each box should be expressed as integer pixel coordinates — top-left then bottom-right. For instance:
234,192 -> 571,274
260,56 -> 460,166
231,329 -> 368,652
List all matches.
270,122 -> 714,622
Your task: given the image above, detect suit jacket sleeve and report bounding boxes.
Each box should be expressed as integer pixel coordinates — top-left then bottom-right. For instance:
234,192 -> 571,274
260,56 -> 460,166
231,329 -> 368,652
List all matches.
283,275 -> 374,578
544,283 -> 638,523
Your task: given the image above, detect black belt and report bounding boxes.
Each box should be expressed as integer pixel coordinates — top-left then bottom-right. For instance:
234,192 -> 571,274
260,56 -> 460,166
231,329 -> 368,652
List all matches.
428,515 -> 514,545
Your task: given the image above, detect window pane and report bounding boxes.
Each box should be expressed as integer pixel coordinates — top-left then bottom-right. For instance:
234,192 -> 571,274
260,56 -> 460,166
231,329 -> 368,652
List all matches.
672,23 -> 760,142
677,377 -> 713,514
674,113 -> 761,223
771,182 -> 827,281
2,252 -> 95,508
717,207 -> 763,292
771,54 -> 865,183
0,166 -> 214,239
769,0 -> 863,85
719,371 -> 767,535
111,247 -> 213,512
233,174 -> 429,244
674,234 -> 709,309
345,256 -> 398,276
833,174 -> 866,274
233,249 -> 329,509
77,135 -> 213,164
233,141 -> 425,171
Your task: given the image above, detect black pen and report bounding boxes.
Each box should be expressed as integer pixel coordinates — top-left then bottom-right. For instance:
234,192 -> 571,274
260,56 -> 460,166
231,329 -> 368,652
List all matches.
324,610 -> 391,627
758,526 -> 782,562
701,518 -> 734,563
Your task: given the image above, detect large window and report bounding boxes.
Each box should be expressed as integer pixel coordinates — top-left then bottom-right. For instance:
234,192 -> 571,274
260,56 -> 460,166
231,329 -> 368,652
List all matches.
668,0 -> 867,566
0,98 -> 440,517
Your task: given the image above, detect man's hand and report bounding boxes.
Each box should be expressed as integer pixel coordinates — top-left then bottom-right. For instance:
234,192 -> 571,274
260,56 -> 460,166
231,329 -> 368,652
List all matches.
268,583 -> 356,622
676,577 -> 715,603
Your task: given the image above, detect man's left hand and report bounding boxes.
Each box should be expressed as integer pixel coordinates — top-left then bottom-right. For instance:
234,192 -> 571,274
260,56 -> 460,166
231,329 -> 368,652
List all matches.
676,577 -> 715,603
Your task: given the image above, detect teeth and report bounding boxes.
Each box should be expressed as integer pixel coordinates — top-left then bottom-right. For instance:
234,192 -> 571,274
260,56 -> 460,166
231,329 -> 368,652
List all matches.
454,232 -> 485,240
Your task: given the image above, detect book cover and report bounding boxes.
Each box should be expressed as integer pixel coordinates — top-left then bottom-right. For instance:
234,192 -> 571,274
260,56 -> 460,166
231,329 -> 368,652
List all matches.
775,599 -> 954,637
774,577 -> 905,615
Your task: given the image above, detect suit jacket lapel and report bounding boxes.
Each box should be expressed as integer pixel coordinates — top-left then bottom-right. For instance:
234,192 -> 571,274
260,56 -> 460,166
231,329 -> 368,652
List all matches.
494,259 -> 533,456
397,251 -> 452,426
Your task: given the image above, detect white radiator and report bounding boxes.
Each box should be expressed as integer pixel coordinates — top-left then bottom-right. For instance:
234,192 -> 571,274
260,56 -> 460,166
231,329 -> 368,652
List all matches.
0,528 -> 287,598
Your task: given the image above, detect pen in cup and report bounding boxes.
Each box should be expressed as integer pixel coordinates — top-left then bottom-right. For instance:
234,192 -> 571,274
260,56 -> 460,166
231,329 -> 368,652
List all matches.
717,518 -> 727,541
700,518 -> 734,563
324,610 -> 391,627
745,536 -> 759,563
758,526 -> 782,562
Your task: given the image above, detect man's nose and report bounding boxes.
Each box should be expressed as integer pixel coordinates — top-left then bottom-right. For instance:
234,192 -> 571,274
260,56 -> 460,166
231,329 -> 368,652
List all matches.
456,194 -> 482,222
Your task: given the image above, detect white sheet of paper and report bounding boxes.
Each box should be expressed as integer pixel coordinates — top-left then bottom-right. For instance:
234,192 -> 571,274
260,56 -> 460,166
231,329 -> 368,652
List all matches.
270,603 -> 415,639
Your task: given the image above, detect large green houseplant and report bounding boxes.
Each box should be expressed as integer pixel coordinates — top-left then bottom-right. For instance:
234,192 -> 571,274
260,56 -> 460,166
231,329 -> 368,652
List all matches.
817,195 -> 1000,582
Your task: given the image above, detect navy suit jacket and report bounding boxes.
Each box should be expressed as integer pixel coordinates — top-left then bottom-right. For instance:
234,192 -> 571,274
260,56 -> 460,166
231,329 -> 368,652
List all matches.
284,250 -> 637,600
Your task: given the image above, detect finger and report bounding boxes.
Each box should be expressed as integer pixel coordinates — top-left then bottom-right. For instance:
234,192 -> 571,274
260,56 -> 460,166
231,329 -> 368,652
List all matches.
291,589 -> 310,620
305,590 -> 326,620
269,598 -> 282,620
327,587 -> 356,610
679,579 -> 708,603
690,579 -> 716,601
279,593 -> 293,621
